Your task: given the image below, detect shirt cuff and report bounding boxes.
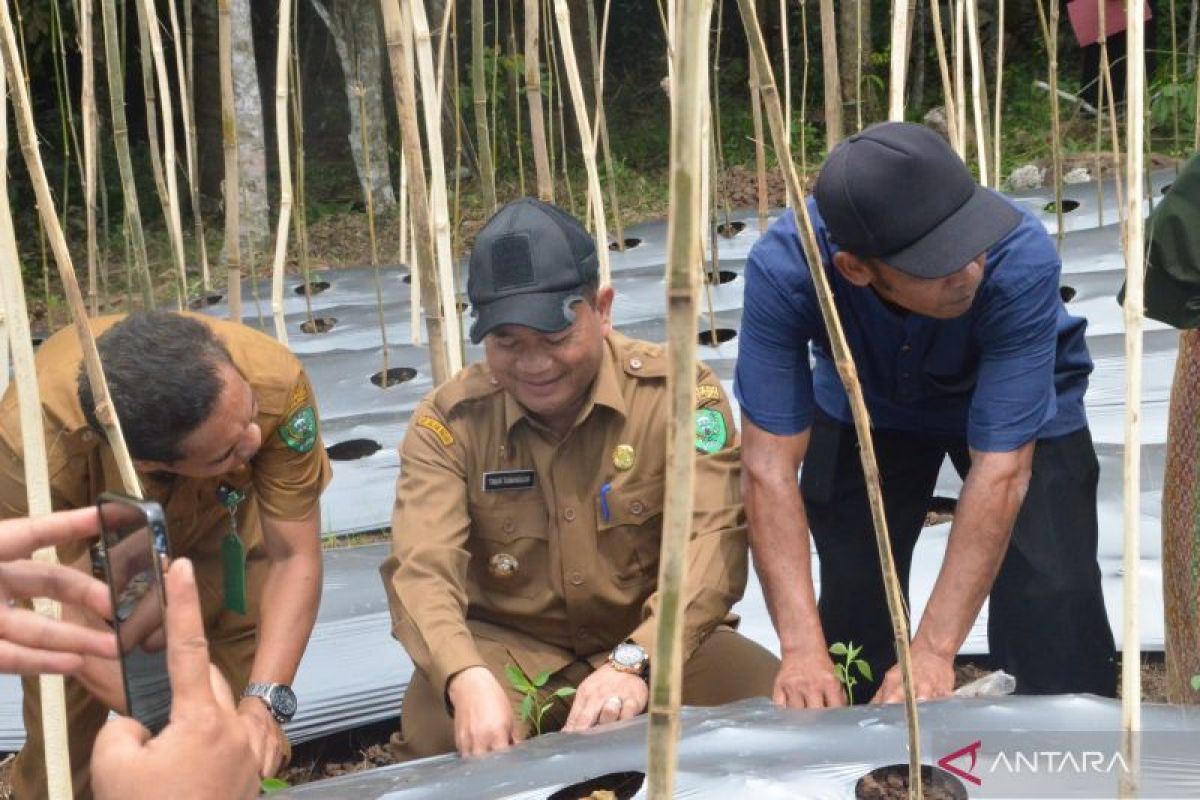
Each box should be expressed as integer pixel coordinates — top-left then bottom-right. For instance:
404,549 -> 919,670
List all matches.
430,632 -> 488,701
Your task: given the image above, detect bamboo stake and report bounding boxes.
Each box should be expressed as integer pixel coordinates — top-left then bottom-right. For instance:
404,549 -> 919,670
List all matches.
380,0 -> 451,385
856,0 -> 865,130
647,2 -> 713,797
359,80 -> 391,387
167,0 -> 209,291
2,13 -> 147,794
749,54 -> 770,231
929,0 -> 963,153
289,20 -> 316,329
553,0 -> 611,285
736,3 -> 923,799
1120,0 -> 1146,795
1099,0 -> 1126,233
507,0 -> 525,194
269,0 -> 293,344
408,0 -> 464,374
400,154 -> 421,345
1171,0 -> 1181,151
472,0 -> 497,212
953,1 -> 967,158
817,0 -> 842,148
547,0 -> 575,215
82,0 -> 98,315
1034,0 -> 1064,251
781,0 -> 791,146
586,0 -> 624,252
993,0 -> 1005,188
889,0 -> 911,120
134,4 -> 169,236
798,0 -> 809,175
138,0 -> 189,307
965,0 -> 988,186
525,0 -> 554,201
100,0 -> 154,307
219,0 -> 242,321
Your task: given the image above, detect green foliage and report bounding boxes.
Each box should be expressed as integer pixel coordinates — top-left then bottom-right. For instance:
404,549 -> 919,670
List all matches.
829,641 -> 872,706
1191,675 -> 1200,693
260,777 -> 290,794
505,663 -> 576,737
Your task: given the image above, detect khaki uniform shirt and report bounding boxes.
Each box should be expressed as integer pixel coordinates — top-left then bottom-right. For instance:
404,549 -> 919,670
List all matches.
383,331 -> 747,694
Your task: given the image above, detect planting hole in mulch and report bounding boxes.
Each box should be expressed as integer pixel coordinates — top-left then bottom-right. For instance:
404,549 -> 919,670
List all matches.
608,238 -> 642,251
546,770 -> 645,800
187,293 -> 224,309
1161,183 -> 1173,195
402,273 -> 412,284
1059,285 -> 1077,303
698,328 -> 737,346
370,367 -> 418,388
855,764 -> 968,800
1043,199 -> 1080,214
704,269 -> 738,285
325,439 -> 382,461
456,301 -> 470,313
717,219 -> 746,237
295,280 -> 331,296
300,317 -> 337,334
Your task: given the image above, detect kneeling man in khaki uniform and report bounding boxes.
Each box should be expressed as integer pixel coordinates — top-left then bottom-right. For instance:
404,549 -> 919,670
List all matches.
382,198 -> 779,758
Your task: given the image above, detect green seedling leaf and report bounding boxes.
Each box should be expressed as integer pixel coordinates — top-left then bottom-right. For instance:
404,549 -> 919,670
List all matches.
506,664 -> 533,692
829,642 -> 848,656
835,663 -> 847,682
518,693 -> 534,722
533,670 -> 551,688
848,644 -> 861,661
1191,675 -> 1200,692
553,686 -> 577,699
856,660 -> 873,682
261,777 -> 290,793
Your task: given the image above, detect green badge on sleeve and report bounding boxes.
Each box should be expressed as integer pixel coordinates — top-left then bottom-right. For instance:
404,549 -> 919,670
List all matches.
279,406 -> 317,453
694,408 -> 727,454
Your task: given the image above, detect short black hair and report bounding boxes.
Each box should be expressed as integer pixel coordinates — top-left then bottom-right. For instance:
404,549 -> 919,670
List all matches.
78,312 -> 234,463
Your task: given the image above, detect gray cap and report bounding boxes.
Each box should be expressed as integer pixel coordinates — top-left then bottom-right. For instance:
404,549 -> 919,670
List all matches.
814,122 -> 1021,279
467,198 -> 598,344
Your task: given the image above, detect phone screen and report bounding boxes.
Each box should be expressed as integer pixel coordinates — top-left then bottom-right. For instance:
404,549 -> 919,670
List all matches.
97,494 -> 172,734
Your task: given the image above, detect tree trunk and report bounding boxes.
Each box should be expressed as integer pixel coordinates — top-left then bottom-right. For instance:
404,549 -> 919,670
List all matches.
838,0 -> 870,127
308,0 -> 396,211
226,0 -> 271,261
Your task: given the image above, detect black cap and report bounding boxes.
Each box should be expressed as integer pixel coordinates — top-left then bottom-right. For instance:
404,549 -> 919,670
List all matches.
814,122 -> 1021,279
467,198 -> 598,344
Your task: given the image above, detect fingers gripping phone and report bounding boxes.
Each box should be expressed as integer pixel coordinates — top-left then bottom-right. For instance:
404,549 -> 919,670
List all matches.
97,493 -> 172,734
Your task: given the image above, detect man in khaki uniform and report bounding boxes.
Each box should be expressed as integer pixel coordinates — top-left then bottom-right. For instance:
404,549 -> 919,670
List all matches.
0,312 -> 332,798
382,199 -> 778,759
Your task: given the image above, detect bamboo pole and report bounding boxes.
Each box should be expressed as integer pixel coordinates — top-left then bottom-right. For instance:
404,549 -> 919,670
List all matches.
1120,0 -> 1146,794
138,0 -> 189,307
82,0 -> 99,315
525,0 -> 554,201
359,80 -> 391,387
507,0 -> 525,194
647,2 -> 713,797
100,0 -> 154,307
380,0 -> 452,385
817,0 -> 842,148
1171,0 -> 1181,151
889,0 -> 911,120
269,0 -> 293,344
781,0 -> 791,146
219,0 -> 242,321
856,0 -> 865,130
1034,0 -> 1064,251
953,1 -> 967,158
552,0 -> 611,285
993,0 -> 1005,188
749,54 -> 770,230
134,3 -> 169,237
586,0 -> 624,252
2,12 -> 147,794
289,18 -> 316,329
167,0 -> 209,291
929,0 -> 963,154
472,0 -> 497,212
798,0 -> 810,175
736,2 -> 923,798
965,0 -> 988,186
547,0 -> 574,215
408,0 -> 464,374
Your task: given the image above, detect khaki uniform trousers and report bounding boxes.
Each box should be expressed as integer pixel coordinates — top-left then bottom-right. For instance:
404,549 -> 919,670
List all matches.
391,625 -> 780,760
10,502 -> 276,800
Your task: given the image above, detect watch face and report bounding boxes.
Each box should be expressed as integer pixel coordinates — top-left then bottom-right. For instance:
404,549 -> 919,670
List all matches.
269,685 -> 298,719
614,642 -> 646,669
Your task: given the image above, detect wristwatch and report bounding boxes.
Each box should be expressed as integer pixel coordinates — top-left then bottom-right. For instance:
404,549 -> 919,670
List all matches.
243,682 -> 298,724
607,641 -> 649,677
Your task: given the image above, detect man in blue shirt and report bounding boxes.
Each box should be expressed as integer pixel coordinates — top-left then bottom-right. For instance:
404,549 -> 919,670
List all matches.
736,122 -> 1116,705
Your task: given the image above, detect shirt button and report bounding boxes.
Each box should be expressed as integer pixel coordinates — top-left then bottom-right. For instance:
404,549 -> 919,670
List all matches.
630,501 -> 645,515
81,431 -> 94,442
570,571 -> 585,585
563,507 -> 576,522
900,344 -> 911,353
502,519 -> 515,533
629,357 -> 643,370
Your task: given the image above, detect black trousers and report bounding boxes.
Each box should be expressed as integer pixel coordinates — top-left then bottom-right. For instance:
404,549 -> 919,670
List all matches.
801,410 -> 1117,699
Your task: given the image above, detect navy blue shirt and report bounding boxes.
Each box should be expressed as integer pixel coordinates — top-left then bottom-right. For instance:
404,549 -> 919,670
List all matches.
734,194 -> 1092,452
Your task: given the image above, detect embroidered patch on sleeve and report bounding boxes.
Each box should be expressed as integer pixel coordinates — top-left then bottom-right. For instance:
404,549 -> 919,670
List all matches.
287,382 -> 310,414
695,384 -> 722,404
416,415 -> 455,446
694,408 -> 728,454
279,406 -> 318,453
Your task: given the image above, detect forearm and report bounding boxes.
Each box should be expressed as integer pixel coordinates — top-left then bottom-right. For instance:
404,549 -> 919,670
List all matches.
913,452 -> 1030,657
250,520 -> 322,685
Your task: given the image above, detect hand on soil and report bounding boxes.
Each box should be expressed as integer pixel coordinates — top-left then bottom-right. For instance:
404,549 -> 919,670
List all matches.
238,694 -> 286,777
871,647 -> 955,704
91,559 -> 259,800
448,665 -> 523,757
772,649 -> 847,709
562,665 -> 648,732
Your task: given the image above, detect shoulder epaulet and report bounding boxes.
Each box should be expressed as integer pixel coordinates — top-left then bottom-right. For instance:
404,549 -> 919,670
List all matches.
431,362 -> 504,415
615,335 -> 668,379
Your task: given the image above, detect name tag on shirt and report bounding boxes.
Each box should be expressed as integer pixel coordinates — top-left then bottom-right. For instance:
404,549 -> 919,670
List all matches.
482,470 -> 537,492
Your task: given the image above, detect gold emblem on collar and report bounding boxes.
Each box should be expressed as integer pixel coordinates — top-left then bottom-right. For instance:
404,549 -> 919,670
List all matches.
612,444 -> 635,471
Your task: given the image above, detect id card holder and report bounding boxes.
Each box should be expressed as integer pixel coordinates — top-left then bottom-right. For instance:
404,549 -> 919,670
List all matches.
217,485 -> 248,615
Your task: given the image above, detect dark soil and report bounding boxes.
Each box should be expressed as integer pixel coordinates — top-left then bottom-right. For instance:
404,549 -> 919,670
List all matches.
856,764 -> 966,800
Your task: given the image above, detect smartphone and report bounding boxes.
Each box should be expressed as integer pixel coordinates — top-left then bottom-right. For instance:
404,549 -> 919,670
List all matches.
97,492 -> 172,734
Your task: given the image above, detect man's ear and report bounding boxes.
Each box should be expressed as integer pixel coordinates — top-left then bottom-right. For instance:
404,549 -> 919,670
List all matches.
595,285 -> 615,331
832,251 -> 874,288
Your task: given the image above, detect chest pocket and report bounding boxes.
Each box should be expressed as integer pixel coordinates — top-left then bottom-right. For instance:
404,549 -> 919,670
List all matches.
466,496 -> 550,600
595,478 -> 664,586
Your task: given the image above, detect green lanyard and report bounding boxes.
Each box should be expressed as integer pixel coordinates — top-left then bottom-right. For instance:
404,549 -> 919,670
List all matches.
217,484 -> 248,615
